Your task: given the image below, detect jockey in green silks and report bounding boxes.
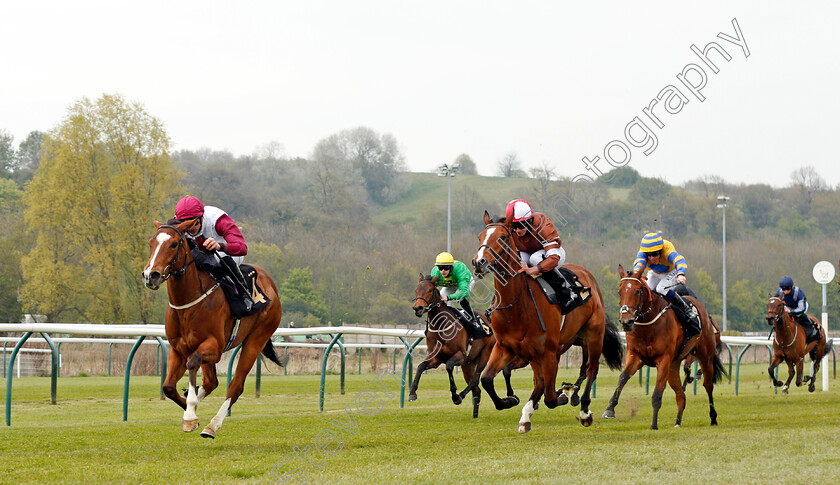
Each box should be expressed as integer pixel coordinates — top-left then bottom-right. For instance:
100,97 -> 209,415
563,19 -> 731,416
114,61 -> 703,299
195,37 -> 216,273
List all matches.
429,251 -> 482,337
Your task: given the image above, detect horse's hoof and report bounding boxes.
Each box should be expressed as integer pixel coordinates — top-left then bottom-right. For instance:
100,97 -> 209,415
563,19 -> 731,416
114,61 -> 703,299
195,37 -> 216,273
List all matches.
809,384 -> 816,393
577,411 -> 593,427
650,425 -> 658,430
518,422 -> 531,433
782,389 -> 789,395
452,395 -> 463,405
182,419 -> 199,432
408,394 -> 417,402
557,394 -> 569,406
602,409 -> 615,419
570,395 -> 581,407
674,424 -> 681,428
200,426 -> 216,439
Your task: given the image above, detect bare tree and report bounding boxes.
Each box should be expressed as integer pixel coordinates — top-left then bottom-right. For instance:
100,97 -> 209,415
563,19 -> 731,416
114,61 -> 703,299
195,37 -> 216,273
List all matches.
496,152 -> 525,177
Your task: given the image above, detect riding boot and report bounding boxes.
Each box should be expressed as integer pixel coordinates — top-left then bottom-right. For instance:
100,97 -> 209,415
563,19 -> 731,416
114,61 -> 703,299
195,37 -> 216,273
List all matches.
459,299 -> 483,339
544,268 -> 575,307
665,290 -> 701,359
221,255 -> 253,312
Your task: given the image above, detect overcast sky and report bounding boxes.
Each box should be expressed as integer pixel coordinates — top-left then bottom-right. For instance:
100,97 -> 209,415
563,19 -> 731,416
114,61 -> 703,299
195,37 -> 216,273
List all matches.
2,1 -> 838,187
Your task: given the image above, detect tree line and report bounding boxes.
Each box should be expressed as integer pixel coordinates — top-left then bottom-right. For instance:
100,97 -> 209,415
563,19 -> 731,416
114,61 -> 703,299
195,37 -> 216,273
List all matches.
1,93 -> 838,332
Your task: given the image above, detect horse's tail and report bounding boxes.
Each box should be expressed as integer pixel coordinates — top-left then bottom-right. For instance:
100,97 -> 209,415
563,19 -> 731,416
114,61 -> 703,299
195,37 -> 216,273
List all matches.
711,342 -> 728,384
602,318 -> 625,371
262,339 -> 289,368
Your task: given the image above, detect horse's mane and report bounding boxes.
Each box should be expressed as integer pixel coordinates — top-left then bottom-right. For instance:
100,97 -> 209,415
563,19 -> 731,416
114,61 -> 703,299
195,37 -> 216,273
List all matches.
165,218 -> 180,225
423,274 -> 434,282
491,216 -> 506,224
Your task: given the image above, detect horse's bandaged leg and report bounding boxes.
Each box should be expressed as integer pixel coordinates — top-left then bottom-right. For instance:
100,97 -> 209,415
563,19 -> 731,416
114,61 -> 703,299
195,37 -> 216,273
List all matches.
202,398 -> 232,438
184,385 -> 199,421
518,400 -> 536,433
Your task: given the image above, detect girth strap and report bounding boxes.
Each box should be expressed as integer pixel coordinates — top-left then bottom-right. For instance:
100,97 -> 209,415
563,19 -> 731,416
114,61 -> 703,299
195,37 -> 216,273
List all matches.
224,318 -> 242,352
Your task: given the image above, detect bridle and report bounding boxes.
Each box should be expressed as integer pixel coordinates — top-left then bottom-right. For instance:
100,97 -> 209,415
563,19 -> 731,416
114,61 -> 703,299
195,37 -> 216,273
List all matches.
476,223 -> 520,279
767,296 -> 797,349
411,284 -> 458,333
155,224 -> 195,281
619,277 -> 654,323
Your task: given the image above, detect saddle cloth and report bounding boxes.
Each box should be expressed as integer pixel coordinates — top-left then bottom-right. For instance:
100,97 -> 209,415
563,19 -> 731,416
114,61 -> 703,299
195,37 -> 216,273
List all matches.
192,249 -> 270,318
537,267 -> 591,314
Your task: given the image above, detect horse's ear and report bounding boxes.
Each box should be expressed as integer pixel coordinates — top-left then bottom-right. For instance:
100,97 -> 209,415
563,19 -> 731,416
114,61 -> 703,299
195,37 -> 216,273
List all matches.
483,211 -> 492,225
419,272 -> 424,282
178,218 -> 199,232
154,220 -> 162,229
503,211 -> 513,226
618,264 -> 626,278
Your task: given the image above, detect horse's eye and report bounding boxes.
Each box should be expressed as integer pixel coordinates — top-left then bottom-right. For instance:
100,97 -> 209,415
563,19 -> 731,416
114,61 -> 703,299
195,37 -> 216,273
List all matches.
170,242 -> 177,248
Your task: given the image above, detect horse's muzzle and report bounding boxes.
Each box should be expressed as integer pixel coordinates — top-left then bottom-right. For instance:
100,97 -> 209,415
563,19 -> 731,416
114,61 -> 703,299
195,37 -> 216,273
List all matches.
413,306 -> 424,318
144,271 -> 162,291
472,258 -> 488,278
620,319 -> 635,333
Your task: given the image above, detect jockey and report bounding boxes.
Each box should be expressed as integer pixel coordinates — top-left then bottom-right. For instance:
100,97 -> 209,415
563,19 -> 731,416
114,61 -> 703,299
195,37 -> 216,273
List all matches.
174,195 -> 253,312
506,199 -> 573,301
775,276 -> 819,343
633,232 -> 701,357
430,252 -> 482,337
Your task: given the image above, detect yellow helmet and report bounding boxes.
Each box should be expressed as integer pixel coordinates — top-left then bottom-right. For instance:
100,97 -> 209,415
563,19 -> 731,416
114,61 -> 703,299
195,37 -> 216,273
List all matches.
435,252 -> 455,266
640,232 -> 664,253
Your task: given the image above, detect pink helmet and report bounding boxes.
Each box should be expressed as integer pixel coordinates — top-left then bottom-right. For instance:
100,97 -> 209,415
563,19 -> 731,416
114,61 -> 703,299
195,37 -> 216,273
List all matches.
505,199 -> 533,222
175,196 -> 204,220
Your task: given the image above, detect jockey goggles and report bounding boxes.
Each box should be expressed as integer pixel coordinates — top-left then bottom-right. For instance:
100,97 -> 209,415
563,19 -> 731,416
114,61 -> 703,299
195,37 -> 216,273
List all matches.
511,218 -> 533,229
437,265 -> 453,271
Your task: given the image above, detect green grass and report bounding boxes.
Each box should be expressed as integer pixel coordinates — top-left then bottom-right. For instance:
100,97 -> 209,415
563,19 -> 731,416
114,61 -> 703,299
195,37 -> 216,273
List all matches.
1,363 -> 839,484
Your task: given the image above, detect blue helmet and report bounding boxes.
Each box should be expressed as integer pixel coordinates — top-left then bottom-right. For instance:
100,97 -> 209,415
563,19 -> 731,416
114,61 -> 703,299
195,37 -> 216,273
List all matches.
779,276 -> 794,288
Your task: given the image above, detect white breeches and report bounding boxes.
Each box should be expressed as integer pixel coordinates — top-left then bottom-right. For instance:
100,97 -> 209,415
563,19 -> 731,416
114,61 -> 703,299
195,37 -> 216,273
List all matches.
519,247 -> 566,269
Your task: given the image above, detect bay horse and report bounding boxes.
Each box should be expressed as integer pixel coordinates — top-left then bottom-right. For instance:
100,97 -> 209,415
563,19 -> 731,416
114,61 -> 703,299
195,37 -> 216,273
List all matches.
409,274 -> 497,418
765,295 -> 828,393
472,212 -> 624,433
604,265 -> 726,429
142,219 -> 284,438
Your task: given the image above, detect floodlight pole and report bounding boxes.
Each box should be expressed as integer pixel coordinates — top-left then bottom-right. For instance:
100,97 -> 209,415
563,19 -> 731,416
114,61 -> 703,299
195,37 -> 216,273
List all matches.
717,196 -> 730,332
438,163 -> 458,254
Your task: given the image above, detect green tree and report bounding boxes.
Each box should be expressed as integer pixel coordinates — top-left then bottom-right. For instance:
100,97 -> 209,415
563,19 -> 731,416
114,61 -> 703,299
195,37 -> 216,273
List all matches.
0,130 -> 14,177
0,178 -> 24,321
454,153 -> 477,175
22,94 -> 181,323
280,267 -> 328,321
726,279 -> 765,331
11,131 -> 44,187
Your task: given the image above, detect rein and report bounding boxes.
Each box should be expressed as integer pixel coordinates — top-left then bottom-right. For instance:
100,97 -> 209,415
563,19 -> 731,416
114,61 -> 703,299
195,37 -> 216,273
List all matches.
414,287 -> 457,334
156,224 -> 217,310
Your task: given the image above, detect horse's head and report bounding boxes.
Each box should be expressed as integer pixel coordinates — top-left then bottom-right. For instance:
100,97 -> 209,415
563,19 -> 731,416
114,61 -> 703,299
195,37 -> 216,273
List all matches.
617,264 -> 651,332
473,211 -> 519,279
766,295 -> 785,326
142,219 -> 198,290
412,273 -> 441,317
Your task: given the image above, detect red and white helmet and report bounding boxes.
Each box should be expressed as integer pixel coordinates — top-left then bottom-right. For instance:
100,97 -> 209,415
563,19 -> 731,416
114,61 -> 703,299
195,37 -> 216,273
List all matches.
505,199 -> 533,222
174,196 -> 205,220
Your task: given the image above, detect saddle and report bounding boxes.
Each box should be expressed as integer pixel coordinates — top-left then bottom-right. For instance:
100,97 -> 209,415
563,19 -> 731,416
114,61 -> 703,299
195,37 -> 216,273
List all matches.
453,307 -> 493,338
191,249 -> 270,318
536,267 -> 591,314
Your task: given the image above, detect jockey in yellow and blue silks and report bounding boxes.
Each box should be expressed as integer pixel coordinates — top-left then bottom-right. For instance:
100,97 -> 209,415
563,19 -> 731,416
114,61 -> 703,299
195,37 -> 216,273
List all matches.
633,232 -> 701,358
429,252 -> 482,337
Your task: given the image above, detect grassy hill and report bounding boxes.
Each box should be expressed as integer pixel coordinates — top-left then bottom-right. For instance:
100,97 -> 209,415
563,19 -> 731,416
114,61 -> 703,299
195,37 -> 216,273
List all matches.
372,172 -> 534,224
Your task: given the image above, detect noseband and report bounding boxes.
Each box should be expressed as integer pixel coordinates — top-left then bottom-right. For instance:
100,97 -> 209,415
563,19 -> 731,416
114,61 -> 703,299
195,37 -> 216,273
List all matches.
766,296 -> 784,323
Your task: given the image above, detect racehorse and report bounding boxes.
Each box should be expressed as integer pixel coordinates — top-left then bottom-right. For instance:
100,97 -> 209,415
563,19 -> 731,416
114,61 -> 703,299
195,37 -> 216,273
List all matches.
142,219 -> 284,438
604,265 -> 726,429
409,274 -> 497,418
765,295 -> 829,393
472,212 -> 624,433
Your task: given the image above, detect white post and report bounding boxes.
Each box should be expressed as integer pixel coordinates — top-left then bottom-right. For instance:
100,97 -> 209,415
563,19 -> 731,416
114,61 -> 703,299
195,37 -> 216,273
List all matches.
822,282 -> 829,391
446,170 -> 452,254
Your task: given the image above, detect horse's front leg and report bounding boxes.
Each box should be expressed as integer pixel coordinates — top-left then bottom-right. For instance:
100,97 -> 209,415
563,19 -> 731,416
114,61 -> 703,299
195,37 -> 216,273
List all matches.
782,360 -> 796,394
768,353 -> 784,387
603,354 -> 643,419
480,344 -> 520,411
162,348 -> 188,411
667,360 -> 686,428
650,355 -> 673,430
182,366 -> 201,432
518,361 -> 545,433
408,357 -> 438,402
445,353 -> 465,405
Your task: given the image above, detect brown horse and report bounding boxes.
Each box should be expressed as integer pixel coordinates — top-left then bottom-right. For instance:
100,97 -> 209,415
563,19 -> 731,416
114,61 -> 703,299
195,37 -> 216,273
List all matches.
409,274 -> 497,418
765,295 -> 828,393
604,265 -> 726,429
472,212 -> 624,432
142,219 -> 284,438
